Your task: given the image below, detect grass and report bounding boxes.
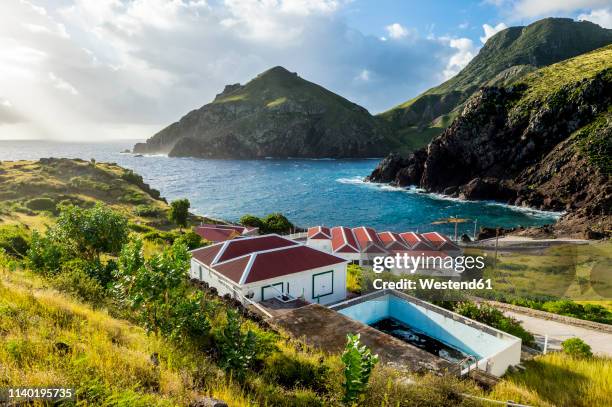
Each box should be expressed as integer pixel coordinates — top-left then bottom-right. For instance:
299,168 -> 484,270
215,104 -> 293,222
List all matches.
481,241 -> 612,303
0,268 -> 231,406
490,352 -> 612,407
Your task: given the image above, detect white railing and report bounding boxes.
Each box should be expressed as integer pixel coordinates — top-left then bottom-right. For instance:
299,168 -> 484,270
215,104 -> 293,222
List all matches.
217,279 -> 273,319
287,232 -> 308,240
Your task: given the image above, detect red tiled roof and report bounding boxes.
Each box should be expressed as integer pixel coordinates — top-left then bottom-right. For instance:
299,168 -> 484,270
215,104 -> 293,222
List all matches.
422,232 -> 459,251
192,235 -> 346,285
378,232 -> 409,250
331,226 -> 359,253
192,244 -> 223,266
214,256 -> 251,283
194,227 -> 239,243
307,226 -> 331,239
353,227 -> 386,253
245,245 -> 346,283
217,235 -> 297,263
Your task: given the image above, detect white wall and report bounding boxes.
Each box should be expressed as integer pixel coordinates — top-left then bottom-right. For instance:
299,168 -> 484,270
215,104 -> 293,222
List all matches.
242,262 -> 347,305
306,238 -> 332,253
191,259 -> 348,306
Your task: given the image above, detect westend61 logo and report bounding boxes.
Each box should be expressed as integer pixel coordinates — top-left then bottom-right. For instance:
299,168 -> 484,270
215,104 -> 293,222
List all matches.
372,253 -> 486,274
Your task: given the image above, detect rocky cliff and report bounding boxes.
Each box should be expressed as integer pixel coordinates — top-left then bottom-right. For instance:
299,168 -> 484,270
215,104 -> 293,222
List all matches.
379,18 -> 612,153
368,46 -> 612,237
134,66 -> 391,158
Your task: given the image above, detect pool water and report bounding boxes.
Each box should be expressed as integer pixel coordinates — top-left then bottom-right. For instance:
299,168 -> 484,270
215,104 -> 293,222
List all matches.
371,317 -> 471,364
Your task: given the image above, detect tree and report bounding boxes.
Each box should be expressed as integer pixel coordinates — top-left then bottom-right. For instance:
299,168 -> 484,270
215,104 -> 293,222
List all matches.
239,214 -> 263,229
262,213 -> 293,234
169,199 -> 190,231
55,203 -> 129,261
115,238 -> 210,342
341,333 -> 378,405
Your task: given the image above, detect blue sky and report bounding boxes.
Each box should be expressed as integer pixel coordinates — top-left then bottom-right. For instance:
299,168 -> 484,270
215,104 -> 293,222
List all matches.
0,0 -> 610,140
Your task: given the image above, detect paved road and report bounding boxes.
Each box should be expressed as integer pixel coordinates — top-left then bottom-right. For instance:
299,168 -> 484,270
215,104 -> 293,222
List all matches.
503,310 -> 612,356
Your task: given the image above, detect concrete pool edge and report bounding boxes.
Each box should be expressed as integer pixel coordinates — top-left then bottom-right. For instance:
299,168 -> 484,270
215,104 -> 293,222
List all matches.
330,289 -> 522,376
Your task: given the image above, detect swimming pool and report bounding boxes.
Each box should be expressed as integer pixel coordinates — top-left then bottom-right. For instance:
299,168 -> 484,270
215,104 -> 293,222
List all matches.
331,290 -> 521,376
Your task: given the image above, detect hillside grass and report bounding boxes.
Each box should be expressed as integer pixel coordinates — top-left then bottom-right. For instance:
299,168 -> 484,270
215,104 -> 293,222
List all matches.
0,267 -> 255,406
490,352 -> 612,407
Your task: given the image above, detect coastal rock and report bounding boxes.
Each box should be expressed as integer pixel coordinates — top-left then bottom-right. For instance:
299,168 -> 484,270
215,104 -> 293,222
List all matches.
134,66 -> 392,158
368,57 -> 612,237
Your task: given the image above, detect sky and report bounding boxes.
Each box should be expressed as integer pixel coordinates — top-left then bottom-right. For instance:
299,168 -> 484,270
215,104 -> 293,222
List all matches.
0,0 -> 610,141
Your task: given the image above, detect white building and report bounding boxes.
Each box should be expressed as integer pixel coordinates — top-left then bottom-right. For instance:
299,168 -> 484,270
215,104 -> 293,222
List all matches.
190,234 -> 348,305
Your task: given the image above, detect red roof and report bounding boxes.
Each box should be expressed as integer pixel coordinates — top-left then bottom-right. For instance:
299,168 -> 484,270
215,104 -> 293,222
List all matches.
378,231 -> 409,250
245,245 -> 346,283
194,227 -> 239,243
421,232 -> 459,251
331,226 -> 359,253
307,226 -> 331,239
191,235 -> 346,285
352,227 -> 386,253
217,235 -> 297,263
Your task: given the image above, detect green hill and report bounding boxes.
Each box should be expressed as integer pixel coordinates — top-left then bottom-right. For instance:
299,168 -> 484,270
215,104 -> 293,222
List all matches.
134,66 -> 391,158
380,18 -> 612,153
368,44 -> 612,237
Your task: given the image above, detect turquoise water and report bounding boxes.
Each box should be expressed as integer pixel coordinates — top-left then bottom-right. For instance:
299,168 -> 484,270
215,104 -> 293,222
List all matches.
0,140 -> 560,235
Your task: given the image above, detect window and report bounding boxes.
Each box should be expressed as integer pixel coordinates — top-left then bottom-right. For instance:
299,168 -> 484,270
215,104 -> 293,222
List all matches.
350,260 -> 359,265
199,266 -> 203,280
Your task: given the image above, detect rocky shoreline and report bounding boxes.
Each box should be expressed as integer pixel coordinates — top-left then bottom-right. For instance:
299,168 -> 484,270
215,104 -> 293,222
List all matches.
367,67 -> 612,238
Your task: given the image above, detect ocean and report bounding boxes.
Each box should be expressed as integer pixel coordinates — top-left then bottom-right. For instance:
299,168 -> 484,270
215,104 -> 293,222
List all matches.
0,140 -> 560,237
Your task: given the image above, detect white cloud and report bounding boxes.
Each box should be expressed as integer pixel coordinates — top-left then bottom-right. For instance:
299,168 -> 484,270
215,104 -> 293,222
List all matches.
578,8 -> 612,28
492,0 -> 610,19
441,37 -> 478,80
49,72 -> 79,95
356,69 -> 370,81
480,22 -> 508,44
0,0 -> 474,140
385,22 -> 410,39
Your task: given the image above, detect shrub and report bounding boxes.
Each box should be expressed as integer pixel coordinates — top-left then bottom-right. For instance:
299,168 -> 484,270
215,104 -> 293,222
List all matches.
115,238 -> 210,342
341,333 -> 378,405
239,214 -> 264,229
27,230 -> 65,274
263,353 -> 331,394
52,261 -> 107,305
175,231 -> 206,250
0,225 -> 30,258
562,338 -> 592,358
215,309 -> 274,380
453,302 -> 535,346
25,197 -> 56,212
262,213 -> 294,234
133,205 -> 162,218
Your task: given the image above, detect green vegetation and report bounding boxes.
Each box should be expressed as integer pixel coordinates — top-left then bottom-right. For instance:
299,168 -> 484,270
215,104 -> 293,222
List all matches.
168,198 -> 190,231
2,160 -> 611,406
490,352 -> 611,407
452,302 -> 535,346
341,334 -> 379,405
380,18 -> 612,152
562,338 -> 593,358
116,238 -> 211,342
239,212 -> 294,234
0,224 -> 30,258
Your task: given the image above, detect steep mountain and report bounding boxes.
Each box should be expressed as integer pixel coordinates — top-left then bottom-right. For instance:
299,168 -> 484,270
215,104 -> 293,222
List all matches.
379,18 -> 612,153
134,66 -> 391,158
368,45 -> 612,237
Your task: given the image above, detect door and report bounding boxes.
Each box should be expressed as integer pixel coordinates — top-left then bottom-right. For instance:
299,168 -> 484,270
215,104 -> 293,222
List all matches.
312,271 -> 333,300
261,282 -> 283,301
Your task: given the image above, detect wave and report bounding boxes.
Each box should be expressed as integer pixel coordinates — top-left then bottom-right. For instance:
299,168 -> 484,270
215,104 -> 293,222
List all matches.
336,177 -> 562,219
